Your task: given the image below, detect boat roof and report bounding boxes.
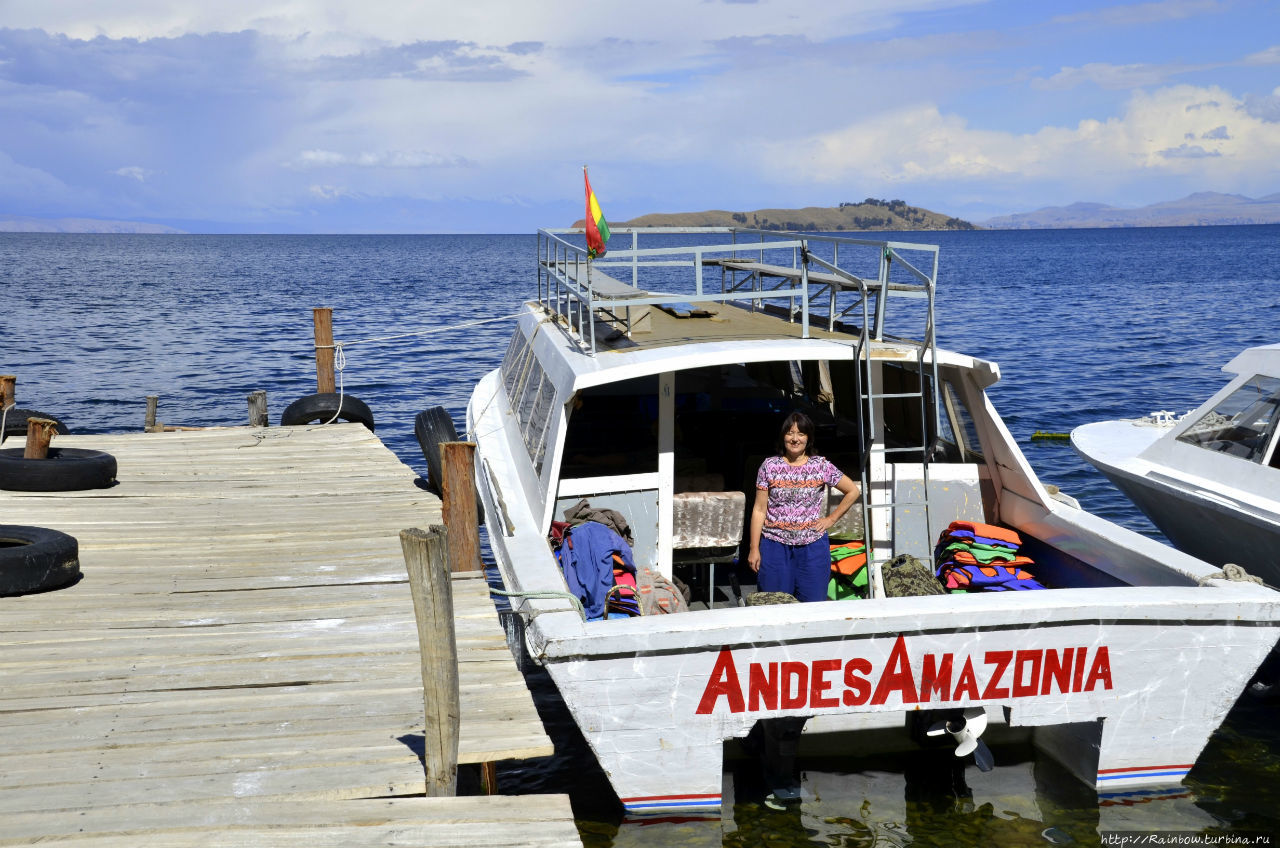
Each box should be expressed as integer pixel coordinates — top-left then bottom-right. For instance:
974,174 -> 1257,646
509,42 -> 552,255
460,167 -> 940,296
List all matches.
516,300 -> 996,394
1226,343 -> 1280,380
527,227 -> 1000,391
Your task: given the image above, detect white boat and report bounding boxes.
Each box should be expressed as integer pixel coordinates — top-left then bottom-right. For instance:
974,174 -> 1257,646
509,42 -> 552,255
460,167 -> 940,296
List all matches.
465,228 -> 1280,815
1072,344 -> 1280,587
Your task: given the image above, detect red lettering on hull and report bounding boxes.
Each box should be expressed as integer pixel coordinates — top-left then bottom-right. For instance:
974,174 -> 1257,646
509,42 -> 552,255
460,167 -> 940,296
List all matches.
694,638 -> 1116,715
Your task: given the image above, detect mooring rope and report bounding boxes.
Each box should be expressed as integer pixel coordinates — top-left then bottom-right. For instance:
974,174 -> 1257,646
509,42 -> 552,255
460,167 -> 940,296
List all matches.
0,401 -> 10,445
1199,562 -> 1264,586
307,311 -> 528,430
327,312 -> 529,350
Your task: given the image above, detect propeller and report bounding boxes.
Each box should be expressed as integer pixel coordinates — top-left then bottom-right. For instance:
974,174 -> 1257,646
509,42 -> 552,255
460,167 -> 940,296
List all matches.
926,707 -> 994,772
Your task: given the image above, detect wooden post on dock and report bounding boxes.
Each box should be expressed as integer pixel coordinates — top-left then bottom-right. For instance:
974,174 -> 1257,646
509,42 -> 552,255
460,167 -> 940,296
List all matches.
313,307 -> 336,394
145,396 -> 160,432
436,440 -> 498,793
0,375 -> 14,410
247,391 -> 268,427
439,442 -> 482,573
24,418 -> 58,459
398,525 -> 460,797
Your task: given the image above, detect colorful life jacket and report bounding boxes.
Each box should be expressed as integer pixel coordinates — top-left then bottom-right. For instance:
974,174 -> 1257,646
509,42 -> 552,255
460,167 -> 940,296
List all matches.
934,521 -> 1045,592
828,540 -> 868,600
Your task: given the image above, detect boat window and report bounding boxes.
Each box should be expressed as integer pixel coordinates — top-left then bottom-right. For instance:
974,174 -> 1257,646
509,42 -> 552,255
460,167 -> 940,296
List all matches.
500,332 -> 532,401
1177,375 -> 1280,463
936,379 -> 983,462
562,377 -> 660,478
527,376 -> 557,474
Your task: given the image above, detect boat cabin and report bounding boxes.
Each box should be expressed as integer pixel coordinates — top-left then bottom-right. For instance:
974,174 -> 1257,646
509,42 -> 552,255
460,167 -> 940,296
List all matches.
488,228 -> 1130,604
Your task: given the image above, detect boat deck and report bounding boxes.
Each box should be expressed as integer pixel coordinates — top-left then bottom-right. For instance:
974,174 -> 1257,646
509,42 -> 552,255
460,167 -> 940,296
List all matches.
0,425 -> 577,846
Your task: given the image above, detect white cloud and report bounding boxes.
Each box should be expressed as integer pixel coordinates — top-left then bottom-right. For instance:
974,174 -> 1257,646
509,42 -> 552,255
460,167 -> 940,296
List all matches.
1031,61 -> 1201,91
288,149 -> 471,169
1243,45 -> 1280,65
765,85 -> 1280,193
112,165 -> 154,181
0,0 -> 975,49
308,183 -> 357,200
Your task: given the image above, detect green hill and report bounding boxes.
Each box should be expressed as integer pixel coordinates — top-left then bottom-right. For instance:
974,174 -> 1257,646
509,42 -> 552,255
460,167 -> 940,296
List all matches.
576,199 -> 977,231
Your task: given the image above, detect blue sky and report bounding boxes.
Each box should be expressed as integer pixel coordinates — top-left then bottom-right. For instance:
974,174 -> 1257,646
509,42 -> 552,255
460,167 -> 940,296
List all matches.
1,0 -> 1277,232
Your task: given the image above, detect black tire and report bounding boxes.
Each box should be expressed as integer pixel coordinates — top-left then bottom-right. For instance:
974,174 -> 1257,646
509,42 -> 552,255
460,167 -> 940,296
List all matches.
415,407 -> 459,495
0,448 -> 117,492
280,393 -> 375,432
2,409 -> 70,440
414,407 -> 484,525
0,525 -> 80,595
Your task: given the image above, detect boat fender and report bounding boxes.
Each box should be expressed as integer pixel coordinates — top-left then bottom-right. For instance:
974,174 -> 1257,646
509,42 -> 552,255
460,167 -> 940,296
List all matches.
0,447 -> 117,492
0,524 -> 81,595
414,407 -> 459,496
1,408 -> 71,441
280,393 -> 375,431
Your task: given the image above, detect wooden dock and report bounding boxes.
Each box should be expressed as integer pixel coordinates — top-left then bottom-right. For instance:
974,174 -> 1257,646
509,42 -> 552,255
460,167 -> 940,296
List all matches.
0,424 -> 579,846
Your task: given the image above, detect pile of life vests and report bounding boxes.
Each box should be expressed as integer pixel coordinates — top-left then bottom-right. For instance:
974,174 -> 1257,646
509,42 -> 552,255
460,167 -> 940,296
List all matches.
933,520 -> 1045,592
828,539 -> 868,600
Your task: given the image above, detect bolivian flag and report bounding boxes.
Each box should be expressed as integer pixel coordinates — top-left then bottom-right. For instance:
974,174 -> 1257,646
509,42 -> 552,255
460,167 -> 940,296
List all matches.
584,166 -> 610,258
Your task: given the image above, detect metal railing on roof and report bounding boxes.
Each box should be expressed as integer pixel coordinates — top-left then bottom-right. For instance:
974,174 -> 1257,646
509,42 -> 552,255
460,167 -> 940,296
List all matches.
537,227 -> 938,355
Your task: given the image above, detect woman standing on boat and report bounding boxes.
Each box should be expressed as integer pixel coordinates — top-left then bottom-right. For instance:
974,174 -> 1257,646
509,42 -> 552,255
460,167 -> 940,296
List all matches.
748,411 -> 861,602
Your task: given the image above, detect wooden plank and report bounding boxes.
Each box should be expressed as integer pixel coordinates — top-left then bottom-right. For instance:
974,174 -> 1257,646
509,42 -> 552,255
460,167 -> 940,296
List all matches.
0,425 -> 560,840
0,796 -> 582,847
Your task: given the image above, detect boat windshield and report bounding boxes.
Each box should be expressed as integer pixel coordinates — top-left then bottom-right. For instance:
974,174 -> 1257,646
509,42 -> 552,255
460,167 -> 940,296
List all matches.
1176,374 -> 1280,464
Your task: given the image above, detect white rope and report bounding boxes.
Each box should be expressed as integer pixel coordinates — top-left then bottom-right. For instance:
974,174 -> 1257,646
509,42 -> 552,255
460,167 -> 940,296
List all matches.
305,311 -> 526,432
1199,562 -> 1264,586
0,401 -> 10,445
324,312 -> 527,350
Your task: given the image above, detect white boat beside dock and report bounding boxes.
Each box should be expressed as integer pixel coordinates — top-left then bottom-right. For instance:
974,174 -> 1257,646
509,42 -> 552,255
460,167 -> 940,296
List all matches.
464,227 -> 1280,815
1072,343 -> 1280,587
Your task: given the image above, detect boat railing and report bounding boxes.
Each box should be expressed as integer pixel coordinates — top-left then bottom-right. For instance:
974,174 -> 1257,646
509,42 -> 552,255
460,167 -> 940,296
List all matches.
537,227 -> 938,356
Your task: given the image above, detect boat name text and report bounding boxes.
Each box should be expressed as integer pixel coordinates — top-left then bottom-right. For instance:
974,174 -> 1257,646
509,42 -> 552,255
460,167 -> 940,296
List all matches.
694,635 -> 1113,714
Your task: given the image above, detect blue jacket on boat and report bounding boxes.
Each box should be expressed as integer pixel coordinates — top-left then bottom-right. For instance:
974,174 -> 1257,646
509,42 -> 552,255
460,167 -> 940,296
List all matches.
555,521 -> 636,620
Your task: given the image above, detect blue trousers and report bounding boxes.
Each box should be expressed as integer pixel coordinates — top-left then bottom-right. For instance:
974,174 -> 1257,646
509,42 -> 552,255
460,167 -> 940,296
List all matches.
758,535 -> 830,603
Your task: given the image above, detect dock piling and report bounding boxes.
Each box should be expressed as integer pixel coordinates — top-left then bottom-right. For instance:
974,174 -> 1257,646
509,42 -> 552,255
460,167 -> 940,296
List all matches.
313,307 -> 336,394
1,375 -> 14,409
247,391 -> 268,427
440,441 -> 483,573
399,525 -> 461,797
23,417 -> 58,459
145,395 -> 160,432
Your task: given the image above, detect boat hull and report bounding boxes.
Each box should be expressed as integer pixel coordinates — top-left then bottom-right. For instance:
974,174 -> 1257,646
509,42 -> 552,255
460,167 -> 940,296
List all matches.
536,590 -> 1278,814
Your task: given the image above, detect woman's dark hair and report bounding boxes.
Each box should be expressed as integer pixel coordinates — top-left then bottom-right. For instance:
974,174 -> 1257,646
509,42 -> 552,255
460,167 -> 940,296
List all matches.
777,411 -> 817,455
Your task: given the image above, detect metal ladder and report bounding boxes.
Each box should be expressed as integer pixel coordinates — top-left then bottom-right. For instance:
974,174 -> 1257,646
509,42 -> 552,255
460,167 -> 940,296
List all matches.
810,243 -> 941,599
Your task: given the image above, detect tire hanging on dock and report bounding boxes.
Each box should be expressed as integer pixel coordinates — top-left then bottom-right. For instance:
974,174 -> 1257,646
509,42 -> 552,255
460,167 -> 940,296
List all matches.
0,448 -> 117,492
0,525 -> 81,595
280,393 -> 375,431
1,409 -> 70,440
414,407 -> 484,525
414,407 -> 458,496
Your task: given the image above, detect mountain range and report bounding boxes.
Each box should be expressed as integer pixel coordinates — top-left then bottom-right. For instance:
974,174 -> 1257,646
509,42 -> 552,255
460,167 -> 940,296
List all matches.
0,216 -> 185,234
979,192 -> 1280,229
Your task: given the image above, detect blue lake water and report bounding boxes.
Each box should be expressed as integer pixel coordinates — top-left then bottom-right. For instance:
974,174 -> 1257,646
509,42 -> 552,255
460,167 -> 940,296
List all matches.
3,226 -> 1279,844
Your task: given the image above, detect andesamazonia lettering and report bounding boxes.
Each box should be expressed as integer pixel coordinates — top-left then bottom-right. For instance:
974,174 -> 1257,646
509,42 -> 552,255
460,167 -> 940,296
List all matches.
694,635 -> 1113,715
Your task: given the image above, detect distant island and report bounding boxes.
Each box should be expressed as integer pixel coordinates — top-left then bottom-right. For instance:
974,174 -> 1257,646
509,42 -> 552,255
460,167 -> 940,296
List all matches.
578,199 -> 977,232
0,216 -> 185,234
981,192 -> 1280,229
